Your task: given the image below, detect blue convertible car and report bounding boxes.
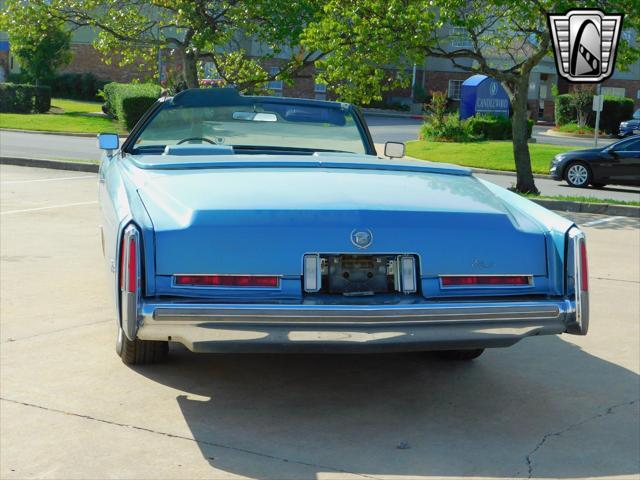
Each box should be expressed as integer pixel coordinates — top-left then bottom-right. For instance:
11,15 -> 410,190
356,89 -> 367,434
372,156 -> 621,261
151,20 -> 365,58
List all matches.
98,88 -> 589,365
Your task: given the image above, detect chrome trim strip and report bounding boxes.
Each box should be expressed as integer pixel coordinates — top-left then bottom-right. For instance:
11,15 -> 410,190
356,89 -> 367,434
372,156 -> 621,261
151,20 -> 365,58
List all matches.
121,225 -> 141,341
568,227 -> 589,335
142,300 -> 570,326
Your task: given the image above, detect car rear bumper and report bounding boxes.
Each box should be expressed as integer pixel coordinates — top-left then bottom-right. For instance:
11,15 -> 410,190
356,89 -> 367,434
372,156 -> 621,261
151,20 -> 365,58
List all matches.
134,298 -> 578,353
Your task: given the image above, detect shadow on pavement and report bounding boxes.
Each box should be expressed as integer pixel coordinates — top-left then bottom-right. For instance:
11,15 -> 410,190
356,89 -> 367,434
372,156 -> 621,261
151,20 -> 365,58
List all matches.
136,336 -> 639,478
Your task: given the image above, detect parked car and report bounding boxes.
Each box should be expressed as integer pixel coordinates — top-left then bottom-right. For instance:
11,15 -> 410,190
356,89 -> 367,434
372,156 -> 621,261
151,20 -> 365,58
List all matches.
98,88 -> 589,365
618,109 -> 640,138
550,135 -> 640,188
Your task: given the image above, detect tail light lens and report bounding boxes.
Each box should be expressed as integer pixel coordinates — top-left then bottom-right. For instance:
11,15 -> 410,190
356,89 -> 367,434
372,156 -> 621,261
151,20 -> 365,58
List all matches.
127,237 -> 137,293
175,275 -> 279,288
120,225 -> 140,294
441,275 -> 532,287
580,239 -> 589,292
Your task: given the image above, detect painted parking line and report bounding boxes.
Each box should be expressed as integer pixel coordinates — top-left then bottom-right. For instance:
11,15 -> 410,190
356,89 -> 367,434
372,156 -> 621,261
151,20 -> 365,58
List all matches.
0,175 -> 95,185
581,216 -> 624,227
0,201 -> 98,216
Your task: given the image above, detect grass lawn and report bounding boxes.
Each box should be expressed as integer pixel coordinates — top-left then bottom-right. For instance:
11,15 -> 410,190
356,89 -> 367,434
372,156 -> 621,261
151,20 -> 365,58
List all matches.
406,140 -> 574,174
555,123 -> 597,135
0,98 -> 124,134
524,194 -> 640,207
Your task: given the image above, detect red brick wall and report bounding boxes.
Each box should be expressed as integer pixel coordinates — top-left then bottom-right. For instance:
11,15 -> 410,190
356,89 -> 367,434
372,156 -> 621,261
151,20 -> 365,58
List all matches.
60,44 -> 156,82
423,71 -> 472,96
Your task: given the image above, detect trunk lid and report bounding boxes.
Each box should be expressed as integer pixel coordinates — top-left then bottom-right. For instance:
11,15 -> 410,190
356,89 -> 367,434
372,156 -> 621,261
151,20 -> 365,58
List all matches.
130,156 -> 548,281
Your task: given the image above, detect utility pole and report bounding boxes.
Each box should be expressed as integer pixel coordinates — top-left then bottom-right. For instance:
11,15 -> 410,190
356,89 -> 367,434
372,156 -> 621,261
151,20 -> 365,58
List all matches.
410,63 -> 417,102
594,83 -> 602,147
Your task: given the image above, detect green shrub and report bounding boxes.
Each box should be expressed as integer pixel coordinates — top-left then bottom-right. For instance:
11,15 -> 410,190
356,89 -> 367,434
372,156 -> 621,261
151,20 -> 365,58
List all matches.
421,113 -> 478,142
7,72 -> 28,84
51,72 -> 109,101
0,83 -> 50,113
555,94 -> 574,126
467,115 -> 510,139
102,82 -> 161,129
466,114 -> 533,140
120,95 -> 157,130
587,96 -> 634,134
34,85 -> 52,113
0,83 -> 33,113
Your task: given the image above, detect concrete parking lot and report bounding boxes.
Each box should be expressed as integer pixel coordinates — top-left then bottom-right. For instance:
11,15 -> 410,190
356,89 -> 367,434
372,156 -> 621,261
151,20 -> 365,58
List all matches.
1,164 -> 639,480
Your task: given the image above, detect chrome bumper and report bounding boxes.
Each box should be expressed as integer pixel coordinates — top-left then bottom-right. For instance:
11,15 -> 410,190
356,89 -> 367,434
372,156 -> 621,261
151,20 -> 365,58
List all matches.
133,298 -> 579,353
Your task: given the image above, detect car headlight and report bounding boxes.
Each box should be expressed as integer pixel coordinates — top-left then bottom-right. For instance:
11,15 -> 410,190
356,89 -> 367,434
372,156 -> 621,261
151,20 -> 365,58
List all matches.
620,122 -> 628,128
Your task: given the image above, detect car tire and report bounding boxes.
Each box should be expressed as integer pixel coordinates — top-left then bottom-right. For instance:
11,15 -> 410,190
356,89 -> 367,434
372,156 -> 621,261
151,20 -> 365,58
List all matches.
564,162 -> 592,188
436,348 -> 485,361
116,326 -> 168,365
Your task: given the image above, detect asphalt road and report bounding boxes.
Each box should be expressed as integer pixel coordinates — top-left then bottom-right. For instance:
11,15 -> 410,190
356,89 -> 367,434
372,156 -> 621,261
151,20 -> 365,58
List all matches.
0,120 -> 637,202
1,164 -> 639,479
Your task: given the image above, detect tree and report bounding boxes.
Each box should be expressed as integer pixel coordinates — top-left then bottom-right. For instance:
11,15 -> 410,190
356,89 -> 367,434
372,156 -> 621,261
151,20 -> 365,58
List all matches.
1,0 -> 325,91
570,85 -> 595,128
303,0 -> 639,193
0,3 -> 72,85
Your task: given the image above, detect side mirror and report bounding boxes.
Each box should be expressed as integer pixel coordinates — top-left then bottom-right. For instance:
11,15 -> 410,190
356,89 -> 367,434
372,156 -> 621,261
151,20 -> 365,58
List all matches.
97,133 -> 119,155
384,141 -> 405,159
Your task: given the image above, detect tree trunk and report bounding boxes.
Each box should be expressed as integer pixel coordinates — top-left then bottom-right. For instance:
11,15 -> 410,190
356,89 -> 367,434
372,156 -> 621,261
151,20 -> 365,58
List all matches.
508,77 -> 539,194
182,50 -> 199,89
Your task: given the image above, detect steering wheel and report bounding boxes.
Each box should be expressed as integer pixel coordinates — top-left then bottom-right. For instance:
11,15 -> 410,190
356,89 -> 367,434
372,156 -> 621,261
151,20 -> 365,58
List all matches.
177,137 -> 216,145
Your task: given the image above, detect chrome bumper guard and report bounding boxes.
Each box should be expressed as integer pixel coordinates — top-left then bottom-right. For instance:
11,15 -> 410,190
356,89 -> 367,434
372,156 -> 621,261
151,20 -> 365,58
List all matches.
132,298 -> 578,353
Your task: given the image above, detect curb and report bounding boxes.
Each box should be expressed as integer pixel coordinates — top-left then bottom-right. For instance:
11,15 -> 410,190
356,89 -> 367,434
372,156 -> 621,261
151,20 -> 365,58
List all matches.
470,168 -> 552,180
541,128 -> 615,140
3,156 -> 638,218
0,128 -> 128,138
362,109 -> 423,120
0,156 -> 99,173
531,199 -> 640,218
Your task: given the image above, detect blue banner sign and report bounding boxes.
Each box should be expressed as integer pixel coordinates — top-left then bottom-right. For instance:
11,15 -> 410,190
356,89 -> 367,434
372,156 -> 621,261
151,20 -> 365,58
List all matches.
459,74 -> 510,119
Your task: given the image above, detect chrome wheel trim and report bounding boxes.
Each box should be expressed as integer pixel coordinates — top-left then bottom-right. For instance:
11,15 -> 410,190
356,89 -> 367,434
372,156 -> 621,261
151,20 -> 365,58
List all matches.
567,164 -> 588,186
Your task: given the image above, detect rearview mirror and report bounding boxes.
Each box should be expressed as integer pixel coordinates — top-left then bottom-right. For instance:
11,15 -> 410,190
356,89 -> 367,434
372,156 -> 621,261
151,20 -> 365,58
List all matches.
232,111 -> 278,122
384,141 -> 405,159
97,133 -> 119,153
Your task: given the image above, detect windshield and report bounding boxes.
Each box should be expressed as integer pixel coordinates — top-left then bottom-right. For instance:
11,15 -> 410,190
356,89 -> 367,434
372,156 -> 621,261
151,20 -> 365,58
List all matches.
132,98 -> 368,155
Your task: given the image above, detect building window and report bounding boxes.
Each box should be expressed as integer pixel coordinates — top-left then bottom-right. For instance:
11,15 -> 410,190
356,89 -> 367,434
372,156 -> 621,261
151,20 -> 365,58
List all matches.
267,66 -> 283,96
450,27 -> 472,48
314,80 -> 327,100
601,86 -> 625,97
636,89 -> 639,100
448,79 -> 463,100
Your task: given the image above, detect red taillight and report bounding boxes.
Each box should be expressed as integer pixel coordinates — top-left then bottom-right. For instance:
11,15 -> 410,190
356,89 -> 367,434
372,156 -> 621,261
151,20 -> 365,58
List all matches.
580,240 -> 588,292
127,237 -> 137,293
175,275 -> 279,288
441,275 -> 531,286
